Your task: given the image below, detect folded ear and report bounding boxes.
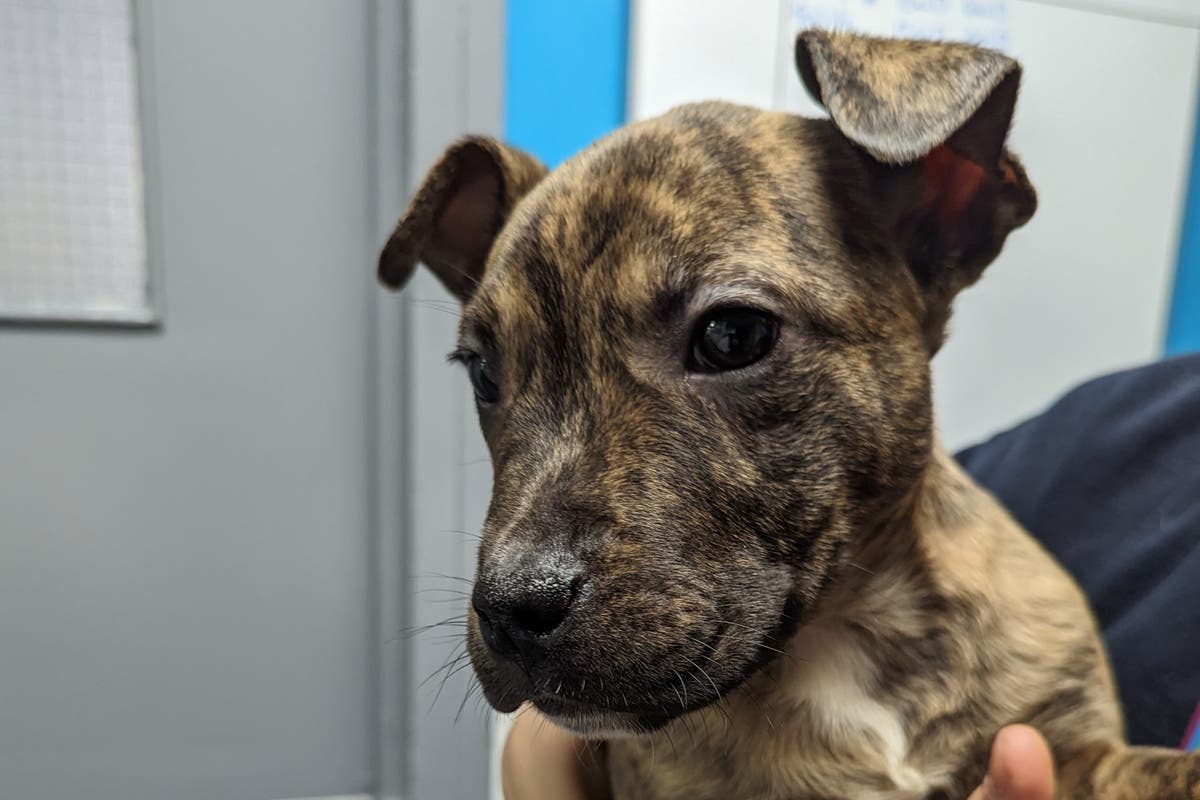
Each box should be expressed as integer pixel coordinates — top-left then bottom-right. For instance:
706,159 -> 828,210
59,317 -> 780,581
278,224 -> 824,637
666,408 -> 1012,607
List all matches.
378,136 -> 547,300
796,29 -> 1037,352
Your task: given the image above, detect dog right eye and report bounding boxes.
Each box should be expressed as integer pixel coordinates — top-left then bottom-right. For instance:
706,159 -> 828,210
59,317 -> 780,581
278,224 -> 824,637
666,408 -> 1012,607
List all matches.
688,307 -> 780,373
467,355 -> 501,404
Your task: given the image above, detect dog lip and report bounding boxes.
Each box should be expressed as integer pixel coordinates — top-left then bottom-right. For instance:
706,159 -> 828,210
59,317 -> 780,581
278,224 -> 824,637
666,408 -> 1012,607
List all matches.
521,624 -> 751,725
532,695 -> 662,737
484,617 -> 797,726
533,691 -> 658,719
531,693 -> 597,714
529,671 -> 712,726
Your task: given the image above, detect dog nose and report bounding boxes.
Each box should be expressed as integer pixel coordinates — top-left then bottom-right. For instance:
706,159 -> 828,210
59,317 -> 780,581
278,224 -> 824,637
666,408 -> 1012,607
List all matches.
472,558 -> 583,662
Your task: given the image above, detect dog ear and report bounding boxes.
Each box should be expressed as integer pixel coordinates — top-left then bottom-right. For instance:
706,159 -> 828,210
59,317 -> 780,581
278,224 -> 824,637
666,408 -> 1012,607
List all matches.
378,136 -> 547,300
795,29 -> 1036,352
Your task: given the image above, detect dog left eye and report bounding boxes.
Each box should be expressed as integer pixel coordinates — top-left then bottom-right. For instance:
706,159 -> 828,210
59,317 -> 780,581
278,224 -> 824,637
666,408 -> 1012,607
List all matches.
468,355 -> 500,403
689,308 -> 780,372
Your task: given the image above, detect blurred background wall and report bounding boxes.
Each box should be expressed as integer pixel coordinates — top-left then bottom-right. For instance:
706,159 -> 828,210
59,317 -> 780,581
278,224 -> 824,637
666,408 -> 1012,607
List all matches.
1,1 -> 376,798
0,2 -> 1197,800
0,1 -> 498,798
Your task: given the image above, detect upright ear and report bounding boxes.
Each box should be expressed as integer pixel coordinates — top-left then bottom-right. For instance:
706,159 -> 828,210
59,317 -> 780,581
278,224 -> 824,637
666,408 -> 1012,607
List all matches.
796,29 -> 1037,352
378,136 -> 547,300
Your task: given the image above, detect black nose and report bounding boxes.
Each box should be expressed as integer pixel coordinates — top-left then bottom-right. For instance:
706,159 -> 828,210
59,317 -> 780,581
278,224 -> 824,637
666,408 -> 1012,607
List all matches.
472,559 -> 583,663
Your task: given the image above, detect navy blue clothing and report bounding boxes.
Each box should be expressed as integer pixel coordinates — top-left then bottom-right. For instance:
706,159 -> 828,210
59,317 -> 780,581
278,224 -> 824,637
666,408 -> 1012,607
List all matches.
957,353 -> 1200,748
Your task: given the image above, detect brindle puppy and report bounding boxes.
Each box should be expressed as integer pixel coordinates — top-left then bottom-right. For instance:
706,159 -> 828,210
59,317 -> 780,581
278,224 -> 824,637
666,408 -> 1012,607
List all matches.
379,30 -> 1200,800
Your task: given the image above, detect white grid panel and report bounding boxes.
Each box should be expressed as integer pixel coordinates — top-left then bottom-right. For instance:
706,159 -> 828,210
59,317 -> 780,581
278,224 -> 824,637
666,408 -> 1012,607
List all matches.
0,0 -> 151,323
788,0 -> 1011,48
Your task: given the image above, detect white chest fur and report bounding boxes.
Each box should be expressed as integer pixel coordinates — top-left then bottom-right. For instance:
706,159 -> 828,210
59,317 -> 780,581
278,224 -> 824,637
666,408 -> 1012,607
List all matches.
770,623 -> 937,799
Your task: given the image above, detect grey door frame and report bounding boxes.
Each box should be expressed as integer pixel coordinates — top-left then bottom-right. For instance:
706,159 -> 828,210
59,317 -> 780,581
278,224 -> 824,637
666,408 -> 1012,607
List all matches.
370,2 -> 503,798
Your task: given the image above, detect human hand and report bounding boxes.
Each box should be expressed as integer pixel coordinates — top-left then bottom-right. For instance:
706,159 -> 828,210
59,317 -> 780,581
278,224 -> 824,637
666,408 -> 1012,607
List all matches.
502,706 -> 608,800
502,710 -> 1054,800
967,724 -> 1056,800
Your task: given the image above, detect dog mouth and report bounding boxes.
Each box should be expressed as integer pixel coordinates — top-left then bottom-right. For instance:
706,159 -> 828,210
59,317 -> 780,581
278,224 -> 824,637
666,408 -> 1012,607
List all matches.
528,643 -> 776,736
490,649 -> 731,734
531,695 -> 664,738
477,606 -> 804,736
530,673 -> 732,737
473,628 -> 737,733
463,551 -> 811,738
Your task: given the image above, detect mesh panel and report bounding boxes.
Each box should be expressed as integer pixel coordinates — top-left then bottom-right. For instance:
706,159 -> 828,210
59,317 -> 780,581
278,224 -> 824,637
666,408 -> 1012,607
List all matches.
0,0 -> 151,323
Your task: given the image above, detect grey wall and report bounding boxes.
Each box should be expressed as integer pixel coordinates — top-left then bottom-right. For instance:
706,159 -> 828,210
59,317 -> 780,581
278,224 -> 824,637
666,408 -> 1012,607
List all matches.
392,1 -> 505,798
0,2 -> 375,798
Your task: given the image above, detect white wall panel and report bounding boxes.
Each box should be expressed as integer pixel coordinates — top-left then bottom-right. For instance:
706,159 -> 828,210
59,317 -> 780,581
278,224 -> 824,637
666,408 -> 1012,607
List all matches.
629,0 -> 785,119
936,2 -> 1199,447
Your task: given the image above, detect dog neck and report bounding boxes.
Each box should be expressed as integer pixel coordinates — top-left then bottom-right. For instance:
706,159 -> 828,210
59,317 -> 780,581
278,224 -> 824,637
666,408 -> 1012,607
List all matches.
839,442 -> 992,591
635,444 -> 1012,798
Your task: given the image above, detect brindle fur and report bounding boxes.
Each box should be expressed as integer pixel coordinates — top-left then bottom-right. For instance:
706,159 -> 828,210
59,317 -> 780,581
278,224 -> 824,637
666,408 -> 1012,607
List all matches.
379,29 -> 1200,800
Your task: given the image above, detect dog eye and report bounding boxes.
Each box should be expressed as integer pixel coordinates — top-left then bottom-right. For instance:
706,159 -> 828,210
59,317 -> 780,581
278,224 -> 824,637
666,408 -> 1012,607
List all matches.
468,355 -> 500,403
689,308 -> 779,372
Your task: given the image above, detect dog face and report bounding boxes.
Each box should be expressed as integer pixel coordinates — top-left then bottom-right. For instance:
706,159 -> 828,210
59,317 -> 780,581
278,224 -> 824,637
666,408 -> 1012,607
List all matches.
379,31 -> 1035,736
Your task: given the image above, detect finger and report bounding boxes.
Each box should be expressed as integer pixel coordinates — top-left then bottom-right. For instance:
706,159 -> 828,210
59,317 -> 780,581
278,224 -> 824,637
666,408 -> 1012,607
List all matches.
502,706 -> 606,800
967,724 -> 1056,800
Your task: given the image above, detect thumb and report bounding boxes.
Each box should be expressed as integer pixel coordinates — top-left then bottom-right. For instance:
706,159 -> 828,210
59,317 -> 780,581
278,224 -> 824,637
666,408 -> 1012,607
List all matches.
967,725 -> 1056,800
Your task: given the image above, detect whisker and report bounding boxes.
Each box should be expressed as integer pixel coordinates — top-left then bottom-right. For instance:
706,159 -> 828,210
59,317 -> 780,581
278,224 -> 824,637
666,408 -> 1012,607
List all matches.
454,679 -> 482,724
681,634 -> 727,667
418,647 -> 469,691
680,654 -> 722,704
439,528 -> 484,542
664,723 -> 678,760
672,668 -> 689,710
460,457 -> 492,467
397,615 -> 467,640
669,679 -> 685,711
473,689 -> 491,723
712,617 -> 758,632
430,631 -> 468,645
408,301 -> 462,320
431,654 -> 475,712
412,571 -> 473,585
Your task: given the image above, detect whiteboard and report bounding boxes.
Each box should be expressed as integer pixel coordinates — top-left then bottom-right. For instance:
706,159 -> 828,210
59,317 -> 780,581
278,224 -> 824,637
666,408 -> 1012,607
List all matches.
0,0 -> 153,324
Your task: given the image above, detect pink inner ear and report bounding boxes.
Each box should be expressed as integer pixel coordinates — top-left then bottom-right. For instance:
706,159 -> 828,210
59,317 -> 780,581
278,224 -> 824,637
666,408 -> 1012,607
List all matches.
922,146 -> 988,229
432,164 -> 502,273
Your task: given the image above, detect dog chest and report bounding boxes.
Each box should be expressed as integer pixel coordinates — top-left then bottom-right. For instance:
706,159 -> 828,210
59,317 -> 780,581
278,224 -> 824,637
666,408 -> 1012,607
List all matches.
607,621 -> 954,800
768,623 -> 946,799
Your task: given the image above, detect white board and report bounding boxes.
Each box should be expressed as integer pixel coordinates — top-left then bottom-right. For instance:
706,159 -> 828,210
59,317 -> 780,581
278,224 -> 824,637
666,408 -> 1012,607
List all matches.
0,0 -> 152,324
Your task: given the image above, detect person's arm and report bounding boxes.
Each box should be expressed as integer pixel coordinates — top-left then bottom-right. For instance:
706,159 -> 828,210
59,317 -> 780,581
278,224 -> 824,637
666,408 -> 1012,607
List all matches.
502,710 -> 1054,800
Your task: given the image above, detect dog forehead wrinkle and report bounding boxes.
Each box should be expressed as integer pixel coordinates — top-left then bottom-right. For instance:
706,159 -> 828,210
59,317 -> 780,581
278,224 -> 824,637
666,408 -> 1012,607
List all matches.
574,114 -> 896,340
535,105 -> 771,229
454,308 -> 495,350
483,114 -> 819,336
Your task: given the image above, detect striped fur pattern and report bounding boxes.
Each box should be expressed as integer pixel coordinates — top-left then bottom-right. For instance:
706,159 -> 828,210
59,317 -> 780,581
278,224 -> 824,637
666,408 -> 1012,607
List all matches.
379,29 -> 1200,800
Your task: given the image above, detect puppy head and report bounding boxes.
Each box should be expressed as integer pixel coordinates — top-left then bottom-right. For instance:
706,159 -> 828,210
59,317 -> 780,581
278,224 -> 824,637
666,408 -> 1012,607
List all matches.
380,30 -> 1035,736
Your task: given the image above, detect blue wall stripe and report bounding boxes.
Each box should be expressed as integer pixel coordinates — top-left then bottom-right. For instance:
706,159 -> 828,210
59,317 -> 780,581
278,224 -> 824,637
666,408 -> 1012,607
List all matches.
504,0 -> 630,168
1166,76 -> 1200,355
